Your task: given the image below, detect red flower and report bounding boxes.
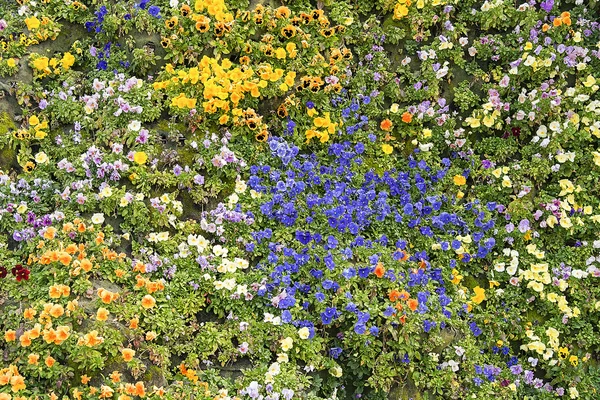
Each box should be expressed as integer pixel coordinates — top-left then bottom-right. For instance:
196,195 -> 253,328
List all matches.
0,266 -> 7,278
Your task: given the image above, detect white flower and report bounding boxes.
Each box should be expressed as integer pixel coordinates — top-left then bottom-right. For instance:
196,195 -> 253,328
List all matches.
447,360 -> 460,372
128,120 -> 141,131
91,213 -> 105,224
268,362 -> 281,376
35,152 -> 48,164
454,346 -> 465,357
298,327 -> 310,339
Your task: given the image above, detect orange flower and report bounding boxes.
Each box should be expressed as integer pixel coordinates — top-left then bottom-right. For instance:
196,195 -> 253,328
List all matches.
96,308 -> 109,322
374,262 -> 385,278
407,298 -> 419,311
380,119 -> 393,131
141,295 -> 156,309
49,285 -> 62,299
145,331 -> 157,341
398,314 -> 406,324
28,353 -> 39,365
398,290 -> 410,300
99,385 -> 114,399
29,324 -> 41,339
43,227 -> 57,240
98,288 -> 118,304
58,252 -> 72,266
135,382 -> 146,397
121,348 -> 135,362
81,375 -> 91,384
20,332 -> 32,347
401,112 -> 412,123
65,244 -> 78,254
43,329 -> 57,344
553,18 -> 562,27
49,304 -> 64,318
4,330 -> 16,342
45,356 -> 56,367
129,317 -> 139,329
110,371 -> 122,383
10,375 -> 26,392
80,258 -> 93,272
389,290 -> 401,302
55,326 -> 70,344
81,330 -> 103,347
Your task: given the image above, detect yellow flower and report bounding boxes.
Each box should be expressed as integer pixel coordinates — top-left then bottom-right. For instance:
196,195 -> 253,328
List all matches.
133,152 -> 148,165
465,117 -> 481,128
381,144 -> 393,154
25,16 -> 41,30
393,3 -> 409,19
6,58 -> 16,68
61,52 -> 75,70
29,115 -> 40,126
33,57 -> 49,71
451,269 -> 463,285
275,48 -> 286,59
583,75 -> 596,88
471,286 -> 486,304
453,175 -> 466,186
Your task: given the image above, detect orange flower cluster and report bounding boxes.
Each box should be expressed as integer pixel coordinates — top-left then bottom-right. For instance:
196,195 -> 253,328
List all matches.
0,365 -> 26,394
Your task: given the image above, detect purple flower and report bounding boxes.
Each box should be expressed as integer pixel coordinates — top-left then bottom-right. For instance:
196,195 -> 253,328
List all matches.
540,0 -> 553,12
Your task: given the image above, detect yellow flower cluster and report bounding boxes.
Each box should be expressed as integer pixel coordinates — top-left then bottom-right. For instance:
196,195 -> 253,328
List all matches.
305,109 -> 339,143
194,0 -> 231,21
24,15 -> 61,42
155,56 -> 295,133
13,114 -> 48,140
30,52 -> 75,77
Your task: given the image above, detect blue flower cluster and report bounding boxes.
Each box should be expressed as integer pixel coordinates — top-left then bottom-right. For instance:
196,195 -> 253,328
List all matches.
245,136 -> 504,356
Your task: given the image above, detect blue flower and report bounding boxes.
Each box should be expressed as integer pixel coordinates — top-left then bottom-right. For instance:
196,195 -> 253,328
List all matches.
148,5 -> 161,17
329,347 -> 343,359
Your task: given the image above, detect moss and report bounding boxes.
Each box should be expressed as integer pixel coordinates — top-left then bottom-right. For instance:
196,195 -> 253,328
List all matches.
142,365 -> 167,387
0,111 -> 16,135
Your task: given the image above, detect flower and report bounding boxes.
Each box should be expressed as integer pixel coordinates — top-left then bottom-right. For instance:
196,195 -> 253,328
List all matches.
148,5 -> 161,17
91,213 -> 105,224
61,52 -> 75,70
381,144 -> 393,154
401,112 -> 413,123
280,337 -> 293,351
141,295 -> 156,309
453,175 -> 466,186
298,327 -> 310,339
133,152 -> 148,165
380,119 -> 393,131
471,286 -> 486,304
34,152 -> 48,164
121,348 -> 135,362
374,262 -> 385,278
25,16 -> 40,30
96,307 -> 109,321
